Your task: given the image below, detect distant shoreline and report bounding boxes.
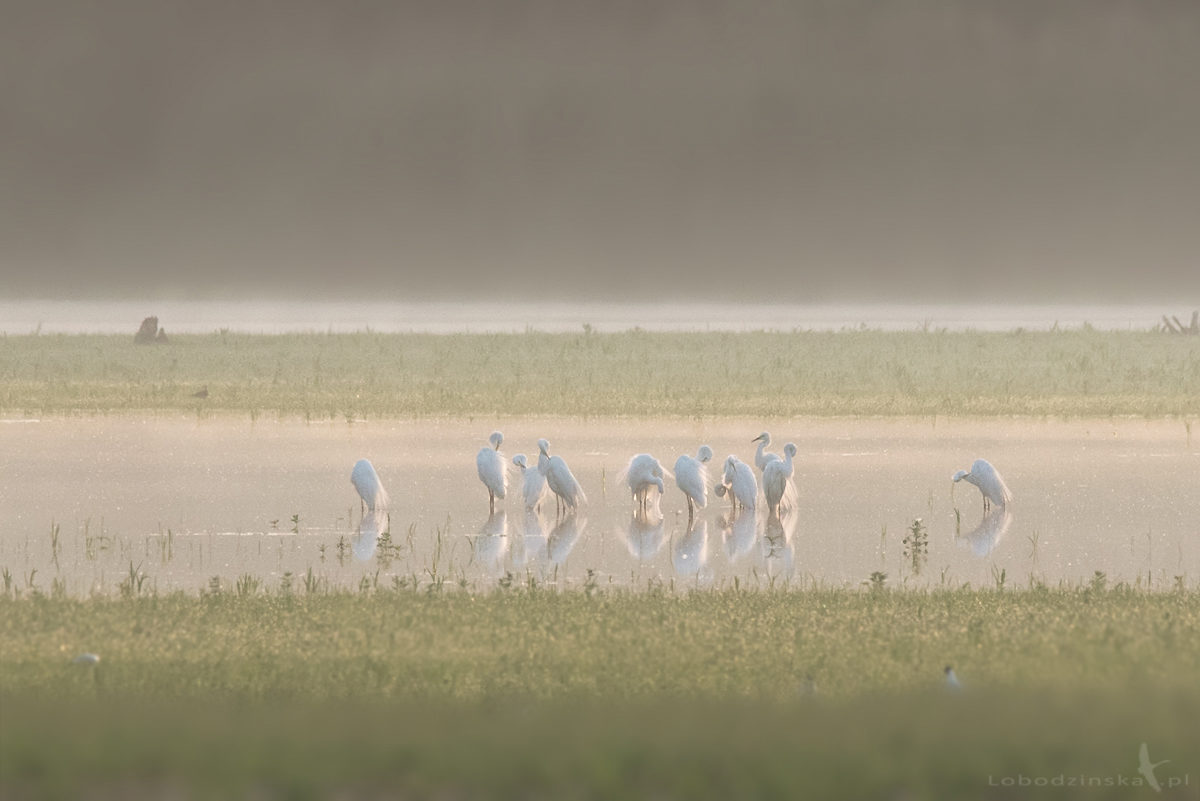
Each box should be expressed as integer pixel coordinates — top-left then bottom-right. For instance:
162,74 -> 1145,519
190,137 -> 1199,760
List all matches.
3,329 -> 1197,418
0,300 -> 1188,335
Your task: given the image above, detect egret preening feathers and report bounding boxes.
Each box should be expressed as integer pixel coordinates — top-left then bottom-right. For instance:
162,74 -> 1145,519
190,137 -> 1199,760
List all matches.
952,458 -> 1012,512
350,459 -> 389,514
763,443 -> 798,516
717,455 -> 758,511
538,438 -> 587,515
476,431 -> 508,513
621,453 -> 670,510
674,445 -> 712,520
513,453 -> 548,511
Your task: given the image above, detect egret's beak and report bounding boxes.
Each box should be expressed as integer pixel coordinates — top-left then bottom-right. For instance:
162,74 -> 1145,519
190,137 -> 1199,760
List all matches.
751,436 -> 763,443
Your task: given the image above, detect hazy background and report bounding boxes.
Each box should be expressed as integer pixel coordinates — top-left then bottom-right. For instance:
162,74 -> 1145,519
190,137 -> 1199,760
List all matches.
3,0 -> 1198,302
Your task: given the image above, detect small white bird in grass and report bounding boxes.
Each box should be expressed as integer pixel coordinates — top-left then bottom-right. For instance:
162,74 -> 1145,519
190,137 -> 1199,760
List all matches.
512,453 -> 548,511
72,653 -> 100,666
952,458 -> 1012,512
944,665 -> 962,691
716,455 -> 758,511
751,432 -> 781,474
620,453 -> 670,510
350,459 -> 389,514
538,438 -> 587,516
763,443 -> 798,516
674,445 -> 712,521
476,431 -> 508,513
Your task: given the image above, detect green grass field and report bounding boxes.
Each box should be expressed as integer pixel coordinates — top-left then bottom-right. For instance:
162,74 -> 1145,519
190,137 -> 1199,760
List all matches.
3,589 -> 1198,798
2,329 -> 1198,417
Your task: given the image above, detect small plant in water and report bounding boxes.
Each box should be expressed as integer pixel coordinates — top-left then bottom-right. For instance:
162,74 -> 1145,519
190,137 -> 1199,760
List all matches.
235,574 -> 261,597
1090,570 -> 1108,593
290,514 -> 300,534
865,571 -> 888,591
903,518 -> 928,575
991,564 -> 1007,590
279,571 -> 294,596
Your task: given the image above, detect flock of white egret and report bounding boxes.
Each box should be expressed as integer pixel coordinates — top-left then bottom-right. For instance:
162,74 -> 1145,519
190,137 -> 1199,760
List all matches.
351,430 -> 1012,525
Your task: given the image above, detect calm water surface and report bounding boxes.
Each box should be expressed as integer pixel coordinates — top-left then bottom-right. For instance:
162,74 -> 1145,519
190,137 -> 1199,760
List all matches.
1,417 -> 1196,595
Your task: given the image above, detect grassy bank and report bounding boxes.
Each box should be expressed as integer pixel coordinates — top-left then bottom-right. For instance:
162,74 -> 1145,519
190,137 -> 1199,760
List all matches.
2,589 -> 1198,799
2,330 -> 1198,417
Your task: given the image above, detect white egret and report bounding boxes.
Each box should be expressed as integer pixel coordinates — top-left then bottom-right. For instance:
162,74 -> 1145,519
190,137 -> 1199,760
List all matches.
751,432 -> 781,474
72,653 -> 101,666
673,445 -> 712,520
952,458 -> 1012,512
944,665 -> 962,691
763,443 -> 797,516
476,431 -> 508,513
717,455 -> 758,510
350,459 -> 389,514
512,453 -> 548,511
620,453 -> 670,510
538,438 -> 586,515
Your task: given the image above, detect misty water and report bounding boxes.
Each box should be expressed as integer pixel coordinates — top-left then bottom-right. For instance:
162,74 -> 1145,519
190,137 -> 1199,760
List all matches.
2,417 -> 1196,596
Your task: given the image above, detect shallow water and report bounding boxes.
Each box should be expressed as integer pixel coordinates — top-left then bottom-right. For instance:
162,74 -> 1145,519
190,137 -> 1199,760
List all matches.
1,417 -> 1196,595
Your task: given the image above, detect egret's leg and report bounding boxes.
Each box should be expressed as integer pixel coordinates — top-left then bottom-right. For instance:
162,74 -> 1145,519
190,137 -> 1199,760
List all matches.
687,497 -> 694,523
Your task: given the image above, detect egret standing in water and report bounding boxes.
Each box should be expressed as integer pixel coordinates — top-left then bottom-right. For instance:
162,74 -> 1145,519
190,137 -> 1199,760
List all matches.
952,458 -> 1012,512
751,432 -> 780,475
674,445 -> 712,521
763,443 -> 798,516
512,453 -> 548,511
350,459 -> 389,515
538,438 -> 586,515
621,453 -> 669,510
476,431 -> 508,513
716,455 -> 758,511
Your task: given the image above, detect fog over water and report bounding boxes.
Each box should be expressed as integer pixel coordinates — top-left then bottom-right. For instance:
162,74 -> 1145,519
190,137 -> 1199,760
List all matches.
3,1 -> 1199,302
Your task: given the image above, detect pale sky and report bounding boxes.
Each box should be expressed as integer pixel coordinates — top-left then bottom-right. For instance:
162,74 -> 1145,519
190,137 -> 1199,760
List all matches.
2,0 -> 1198,301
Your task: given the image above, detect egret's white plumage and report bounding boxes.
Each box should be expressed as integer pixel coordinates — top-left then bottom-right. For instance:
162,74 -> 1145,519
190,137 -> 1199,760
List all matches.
513,453 -> 548,511
350,459 -> 389,513
72,653 -> 100,666
952,458 -> 1012,511
476,431 -> 508,512
752,432 -> 781,474
763,443 -> 798,516
718,455 -> 758,510
538,439 -> 586,514
620,453 -> 670,509
674,445 -> 712,519
944,665 -> 962,691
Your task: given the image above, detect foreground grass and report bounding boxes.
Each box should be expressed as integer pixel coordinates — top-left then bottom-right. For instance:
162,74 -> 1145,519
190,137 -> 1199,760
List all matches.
2,330 -> 1198,417
3,590 -> 1199,799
